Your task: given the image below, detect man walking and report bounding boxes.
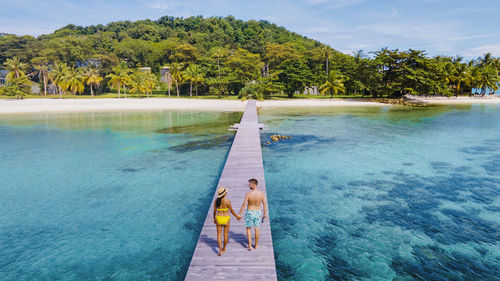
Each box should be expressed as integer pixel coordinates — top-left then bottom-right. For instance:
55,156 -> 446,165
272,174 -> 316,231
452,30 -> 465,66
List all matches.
239,178 -> 268,251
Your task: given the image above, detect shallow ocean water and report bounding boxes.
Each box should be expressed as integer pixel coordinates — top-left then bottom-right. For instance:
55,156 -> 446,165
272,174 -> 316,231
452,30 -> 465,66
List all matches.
259,104 -> 500,280
0,110 -> 241,280
1,105 -> 499,281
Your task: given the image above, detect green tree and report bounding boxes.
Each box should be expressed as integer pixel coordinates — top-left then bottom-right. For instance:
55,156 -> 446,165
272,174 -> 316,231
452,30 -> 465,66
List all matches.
144,72 -> 158,98
62,67 -> 84,95
32,58 -> 50,96
173,44 -> 199,63
170,62 -> 184,97
50,62 -> 69,99
4,57 -> 27,79
209,47 -> 228,79
319,70 -> 346,98
129,71 -> 147,97
226,48 -> 263,83
83,67 -> 103,96
163,70 -> 173,97
262,43 -> 301,76
277,59 -> 313,97
184,64 -> 204,96
0,76 -> 31,99
106,62 -> 130,98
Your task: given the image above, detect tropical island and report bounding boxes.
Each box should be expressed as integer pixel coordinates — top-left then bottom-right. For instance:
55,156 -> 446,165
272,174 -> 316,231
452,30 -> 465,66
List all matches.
2,9 -> 500,281
0,15 -> 499,108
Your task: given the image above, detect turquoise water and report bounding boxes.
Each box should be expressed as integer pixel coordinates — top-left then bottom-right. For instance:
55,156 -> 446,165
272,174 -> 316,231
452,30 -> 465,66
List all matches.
0,110 -> 241,280
260,105 -> 500,280
2,105 -> 499,280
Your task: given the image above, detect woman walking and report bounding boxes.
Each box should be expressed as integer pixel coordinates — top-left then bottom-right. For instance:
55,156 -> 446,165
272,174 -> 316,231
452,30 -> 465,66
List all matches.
213,187 -> 241,256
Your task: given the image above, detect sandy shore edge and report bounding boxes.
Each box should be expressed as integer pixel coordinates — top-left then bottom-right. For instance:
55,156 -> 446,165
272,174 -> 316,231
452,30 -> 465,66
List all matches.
0,98 -> 388,114
0,96 -> 498,114
405,95 -> 500,105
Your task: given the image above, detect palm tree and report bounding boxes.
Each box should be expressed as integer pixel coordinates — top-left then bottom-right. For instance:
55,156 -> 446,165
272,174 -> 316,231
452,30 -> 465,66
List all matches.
319,70 -> 346,99
4,57 -> 28,80
451,62 -> 467,96
321,46 -> 332,78
50,62 -> 68,99
165,71 -> 173,97
129,71 -> 147,98
184,64 -> 200,97
192,69 -> 205,96
170,62 -> 184,97
464,63 -> 480,96
144,72 -> 158,98
62,67 -> 84,96
34,63 -> 49,96
477,65 -> 499,96
479,53 -> 494,67
83,67 -> 102,96
107,62 -> 130,98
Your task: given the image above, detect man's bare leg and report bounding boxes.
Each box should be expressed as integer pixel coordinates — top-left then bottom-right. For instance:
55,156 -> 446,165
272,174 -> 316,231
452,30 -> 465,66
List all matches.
254,227 -> 260,250
222,224 -> 229,254
246,227 -> 253,251
217,225 -> 222,256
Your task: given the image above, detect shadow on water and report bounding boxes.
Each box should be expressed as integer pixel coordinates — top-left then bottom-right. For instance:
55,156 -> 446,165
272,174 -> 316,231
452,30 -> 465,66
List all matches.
259,104 -> 471,128
156,112 -> 242,135
0,110 -> 243,136
168,135 -> 234,152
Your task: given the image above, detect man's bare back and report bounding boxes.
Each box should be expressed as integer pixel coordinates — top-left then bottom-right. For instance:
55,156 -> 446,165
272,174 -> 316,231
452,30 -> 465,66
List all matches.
246,189 -> 265,211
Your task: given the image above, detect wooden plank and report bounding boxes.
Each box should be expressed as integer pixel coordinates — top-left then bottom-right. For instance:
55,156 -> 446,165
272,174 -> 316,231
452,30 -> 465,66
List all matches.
185,100 -> 277,281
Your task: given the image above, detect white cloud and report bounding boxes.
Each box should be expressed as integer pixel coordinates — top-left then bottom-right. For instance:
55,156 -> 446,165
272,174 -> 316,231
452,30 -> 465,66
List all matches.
147,1 -> 179,10
466,44 -> 500,56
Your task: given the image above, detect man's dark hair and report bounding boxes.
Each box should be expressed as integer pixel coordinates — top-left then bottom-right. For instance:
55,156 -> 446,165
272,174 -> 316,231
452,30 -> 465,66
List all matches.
248,178 -> 258,185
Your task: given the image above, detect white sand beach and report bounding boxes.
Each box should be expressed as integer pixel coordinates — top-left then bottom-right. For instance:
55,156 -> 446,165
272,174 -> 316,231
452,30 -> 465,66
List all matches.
405,95 -> 500,105
1,96 -> 499,114
0,98 -> 388,114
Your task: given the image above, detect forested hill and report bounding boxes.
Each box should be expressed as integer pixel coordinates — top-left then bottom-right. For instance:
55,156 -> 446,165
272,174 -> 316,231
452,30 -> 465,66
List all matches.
1,15 -> 499,99
0,15 -> 331,69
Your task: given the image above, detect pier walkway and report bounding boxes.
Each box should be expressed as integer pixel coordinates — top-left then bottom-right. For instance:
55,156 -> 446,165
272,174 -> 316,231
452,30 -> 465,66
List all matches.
185,100 -> 277,280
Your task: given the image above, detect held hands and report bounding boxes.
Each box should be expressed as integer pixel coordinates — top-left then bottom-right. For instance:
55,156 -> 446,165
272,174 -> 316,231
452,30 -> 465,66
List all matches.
236,215 -> 242,221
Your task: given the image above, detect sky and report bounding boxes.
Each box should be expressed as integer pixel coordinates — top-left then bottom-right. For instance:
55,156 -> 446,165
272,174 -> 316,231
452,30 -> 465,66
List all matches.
1,0 -> 500,58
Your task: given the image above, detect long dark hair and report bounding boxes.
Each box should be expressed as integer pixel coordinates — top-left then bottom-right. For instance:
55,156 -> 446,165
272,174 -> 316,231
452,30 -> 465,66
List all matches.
216,196 -> 224,208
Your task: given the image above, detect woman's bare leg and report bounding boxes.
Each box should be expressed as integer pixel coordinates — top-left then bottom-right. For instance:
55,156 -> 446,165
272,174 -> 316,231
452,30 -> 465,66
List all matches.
222,223 -> 229,253
216,225 -> 222,256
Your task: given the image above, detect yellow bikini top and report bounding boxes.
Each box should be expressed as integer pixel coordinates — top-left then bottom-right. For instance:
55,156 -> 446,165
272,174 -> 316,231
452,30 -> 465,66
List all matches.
217,208 -> 228,211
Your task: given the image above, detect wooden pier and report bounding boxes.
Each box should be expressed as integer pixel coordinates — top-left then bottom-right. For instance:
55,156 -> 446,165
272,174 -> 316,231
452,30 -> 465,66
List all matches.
185,100 -> 277,280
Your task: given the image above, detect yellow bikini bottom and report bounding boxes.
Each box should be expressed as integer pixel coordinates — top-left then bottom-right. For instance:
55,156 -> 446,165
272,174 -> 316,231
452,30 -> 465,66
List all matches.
216,215 -> 230,225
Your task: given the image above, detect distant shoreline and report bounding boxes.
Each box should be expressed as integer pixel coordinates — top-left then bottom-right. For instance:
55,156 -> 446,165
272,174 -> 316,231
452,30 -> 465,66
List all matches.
404,95 -> 500,105
0,98 -> 388,114
0,97 -> 498,114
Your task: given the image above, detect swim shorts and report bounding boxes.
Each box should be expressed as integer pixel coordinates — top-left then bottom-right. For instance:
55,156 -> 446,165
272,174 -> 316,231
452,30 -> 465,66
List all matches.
245,209 -> 262,227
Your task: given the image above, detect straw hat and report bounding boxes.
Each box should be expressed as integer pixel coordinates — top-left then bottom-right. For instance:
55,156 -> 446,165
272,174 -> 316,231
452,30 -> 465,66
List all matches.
217,187 -> 228,198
